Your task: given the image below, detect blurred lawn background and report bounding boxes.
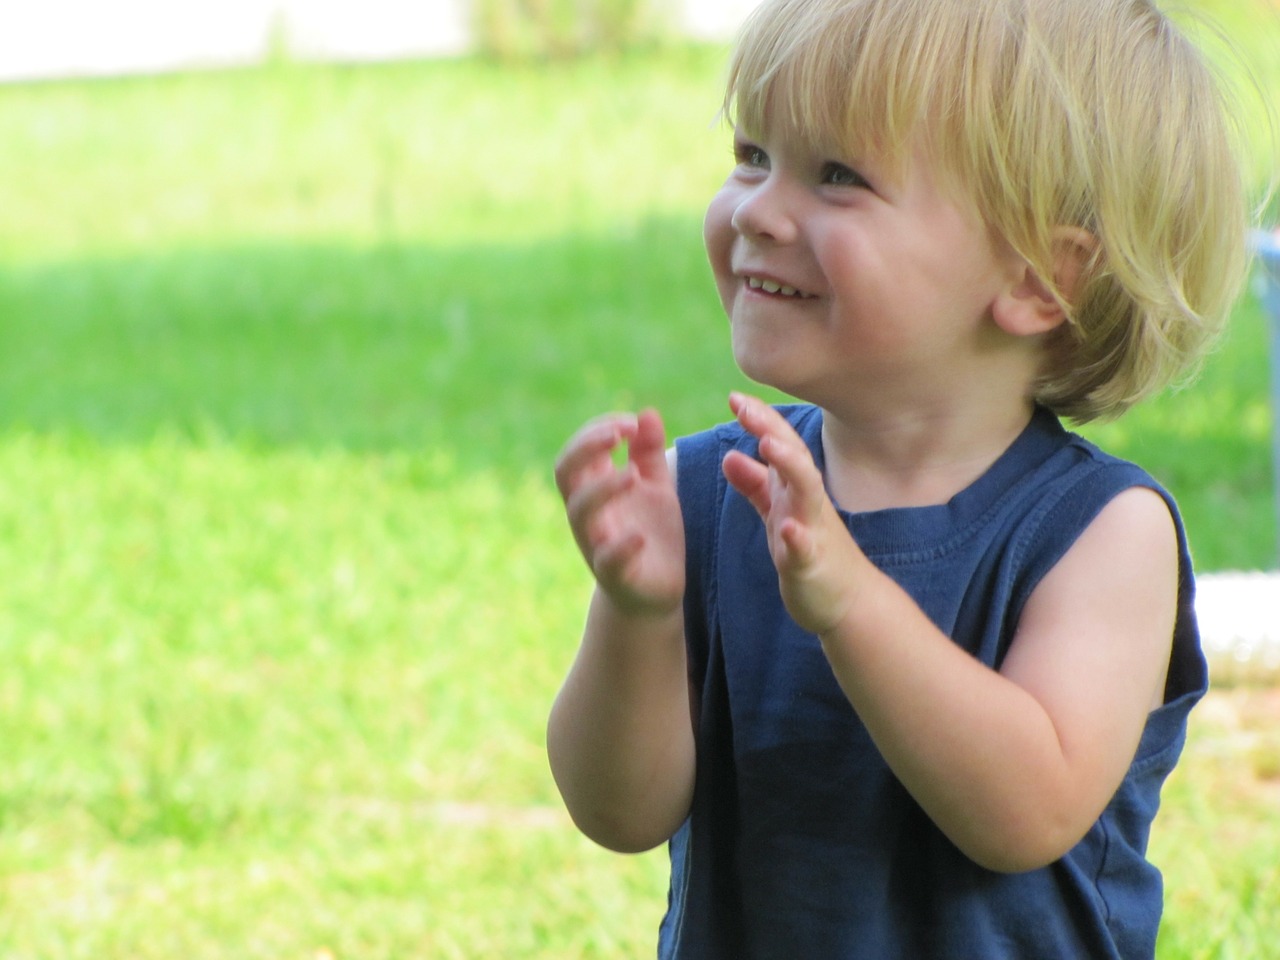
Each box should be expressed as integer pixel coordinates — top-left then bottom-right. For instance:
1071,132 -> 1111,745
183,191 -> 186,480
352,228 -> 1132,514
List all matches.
0,0 -> 1276,956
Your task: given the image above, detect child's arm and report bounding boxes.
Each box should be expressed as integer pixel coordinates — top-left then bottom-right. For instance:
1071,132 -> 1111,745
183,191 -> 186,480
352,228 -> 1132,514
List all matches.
723,394 -> 1176,873
547,409 -> 696,853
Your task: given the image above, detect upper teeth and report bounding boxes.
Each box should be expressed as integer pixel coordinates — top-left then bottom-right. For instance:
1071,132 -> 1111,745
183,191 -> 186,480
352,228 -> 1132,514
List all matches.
748,277 -> 805,297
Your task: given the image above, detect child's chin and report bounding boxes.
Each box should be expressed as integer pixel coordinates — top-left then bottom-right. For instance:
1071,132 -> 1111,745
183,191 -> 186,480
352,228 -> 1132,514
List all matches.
730,348 -> 797,399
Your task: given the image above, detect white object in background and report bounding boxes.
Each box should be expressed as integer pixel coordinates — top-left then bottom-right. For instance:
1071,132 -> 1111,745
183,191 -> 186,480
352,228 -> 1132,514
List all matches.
0,1 -> 269,82
1197,572 -> 1280,680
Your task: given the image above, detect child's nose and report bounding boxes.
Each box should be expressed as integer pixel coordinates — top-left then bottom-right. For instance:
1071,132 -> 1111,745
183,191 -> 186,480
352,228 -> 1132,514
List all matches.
730,179 -> 798,244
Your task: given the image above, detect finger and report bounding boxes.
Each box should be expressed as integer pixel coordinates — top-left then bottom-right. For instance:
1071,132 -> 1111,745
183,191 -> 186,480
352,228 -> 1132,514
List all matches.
757,433 -> 824,503
729,393 -> 824,508
739,422 -> 833,553
554,414 -> 638,499
592,529 -> 646,583
730,391 -> 815,463
722,449 -> 773,518
729,391 -> 800,442
564,464 -> 638,531
778,516 -> 817,568
628,408 -> 671,482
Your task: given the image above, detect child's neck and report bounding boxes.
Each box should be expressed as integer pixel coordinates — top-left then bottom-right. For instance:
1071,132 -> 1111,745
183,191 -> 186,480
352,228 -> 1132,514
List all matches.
818,396 -> 1036,513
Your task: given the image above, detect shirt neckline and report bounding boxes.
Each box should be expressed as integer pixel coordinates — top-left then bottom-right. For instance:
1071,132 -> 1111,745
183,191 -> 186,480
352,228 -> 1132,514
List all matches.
797,404 -> 1068,555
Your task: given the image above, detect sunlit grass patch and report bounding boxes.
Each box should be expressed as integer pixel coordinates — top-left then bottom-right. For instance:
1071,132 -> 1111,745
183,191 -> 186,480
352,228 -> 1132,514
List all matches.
1154,689 -> 1280,957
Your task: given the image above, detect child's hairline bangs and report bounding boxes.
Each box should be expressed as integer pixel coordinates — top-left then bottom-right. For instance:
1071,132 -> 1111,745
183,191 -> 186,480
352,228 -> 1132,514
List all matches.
721,10 -> 924,167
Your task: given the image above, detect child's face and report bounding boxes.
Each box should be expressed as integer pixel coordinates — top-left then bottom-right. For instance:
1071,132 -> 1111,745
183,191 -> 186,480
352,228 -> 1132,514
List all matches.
703,124 -> 1027,407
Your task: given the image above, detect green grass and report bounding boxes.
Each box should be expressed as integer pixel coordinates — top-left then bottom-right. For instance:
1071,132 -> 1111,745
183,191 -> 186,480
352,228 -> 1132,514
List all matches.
0,6 -> 1277,954
0,437 -> 670,956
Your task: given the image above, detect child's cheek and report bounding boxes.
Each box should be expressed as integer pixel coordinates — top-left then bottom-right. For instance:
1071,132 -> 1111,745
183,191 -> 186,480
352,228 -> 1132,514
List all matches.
704,189 -> 741,309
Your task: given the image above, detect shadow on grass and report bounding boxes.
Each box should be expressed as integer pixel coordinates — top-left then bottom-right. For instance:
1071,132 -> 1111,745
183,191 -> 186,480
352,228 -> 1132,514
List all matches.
0,215 -> 1273,567
0,215 -> 751,475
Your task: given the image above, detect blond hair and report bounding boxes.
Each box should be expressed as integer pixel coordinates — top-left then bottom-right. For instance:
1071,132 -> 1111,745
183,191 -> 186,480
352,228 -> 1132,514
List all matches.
723,0 -> 1251,421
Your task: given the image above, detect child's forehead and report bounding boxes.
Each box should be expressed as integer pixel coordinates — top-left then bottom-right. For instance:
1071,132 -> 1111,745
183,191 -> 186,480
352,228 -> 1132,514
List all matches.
736,78 -> 887,156
737,116 -> 853,160
736,52 -> 996,196
735,81 -> 925,184
729,37 -> 940,162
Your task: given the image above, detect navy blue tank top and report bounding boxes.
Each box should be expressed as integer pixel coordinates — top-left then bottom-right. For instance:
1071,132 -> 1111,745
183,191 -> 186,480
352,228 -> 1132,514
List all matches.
661,405 -> 1205,960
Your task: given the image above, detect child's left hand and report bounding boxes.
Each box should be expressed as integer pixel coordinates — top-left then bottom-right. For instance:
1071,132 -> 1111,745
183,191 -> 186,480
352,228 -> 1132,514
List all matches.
722,392 -> 871,636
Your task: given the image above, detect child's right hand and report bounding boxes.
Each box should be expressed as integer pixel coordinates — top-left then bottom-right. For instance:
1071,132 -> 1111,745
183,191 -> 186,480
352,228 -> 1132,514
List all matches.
554,409 -> 685,618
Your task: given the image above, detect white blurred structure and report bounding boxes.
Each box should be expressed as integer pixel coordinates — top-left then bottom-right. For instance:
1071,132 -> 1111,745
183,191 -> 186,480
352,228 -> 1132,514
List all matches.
1198,572 -> 1280,684
0,0 -> 760,82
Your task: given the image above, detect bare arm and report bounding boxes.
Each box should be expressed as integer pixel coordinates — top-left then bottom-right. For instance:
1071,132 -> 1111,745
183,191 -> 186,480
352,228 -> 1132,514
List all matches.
547,410 -> 696,853
722,394 -> 1176,872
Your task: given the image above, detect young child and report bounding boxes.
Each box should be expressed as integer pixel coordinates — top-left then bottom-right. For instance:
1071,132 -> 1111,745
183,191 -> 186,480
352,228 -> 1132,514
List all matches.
548,0 -> 1250,955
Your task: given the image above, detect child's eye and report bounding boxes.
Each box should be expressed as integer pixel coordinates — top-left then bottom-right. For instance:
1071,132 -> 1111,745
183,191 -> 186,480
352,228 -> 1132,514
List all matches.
822,163 -> 868,189
734,141 -> 769,169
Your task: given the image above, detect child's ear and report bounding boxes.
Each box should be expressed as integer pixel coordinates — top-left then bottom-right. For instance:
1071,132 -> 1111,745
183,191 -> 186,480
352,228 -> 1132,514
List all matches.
994,227 -> 1098,337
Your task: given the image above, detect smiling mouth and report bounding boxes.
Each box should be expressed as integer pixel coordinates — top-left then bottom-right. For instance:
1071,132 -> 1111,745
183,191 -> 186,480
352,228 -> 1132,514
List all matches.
745,276 -> 816,299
